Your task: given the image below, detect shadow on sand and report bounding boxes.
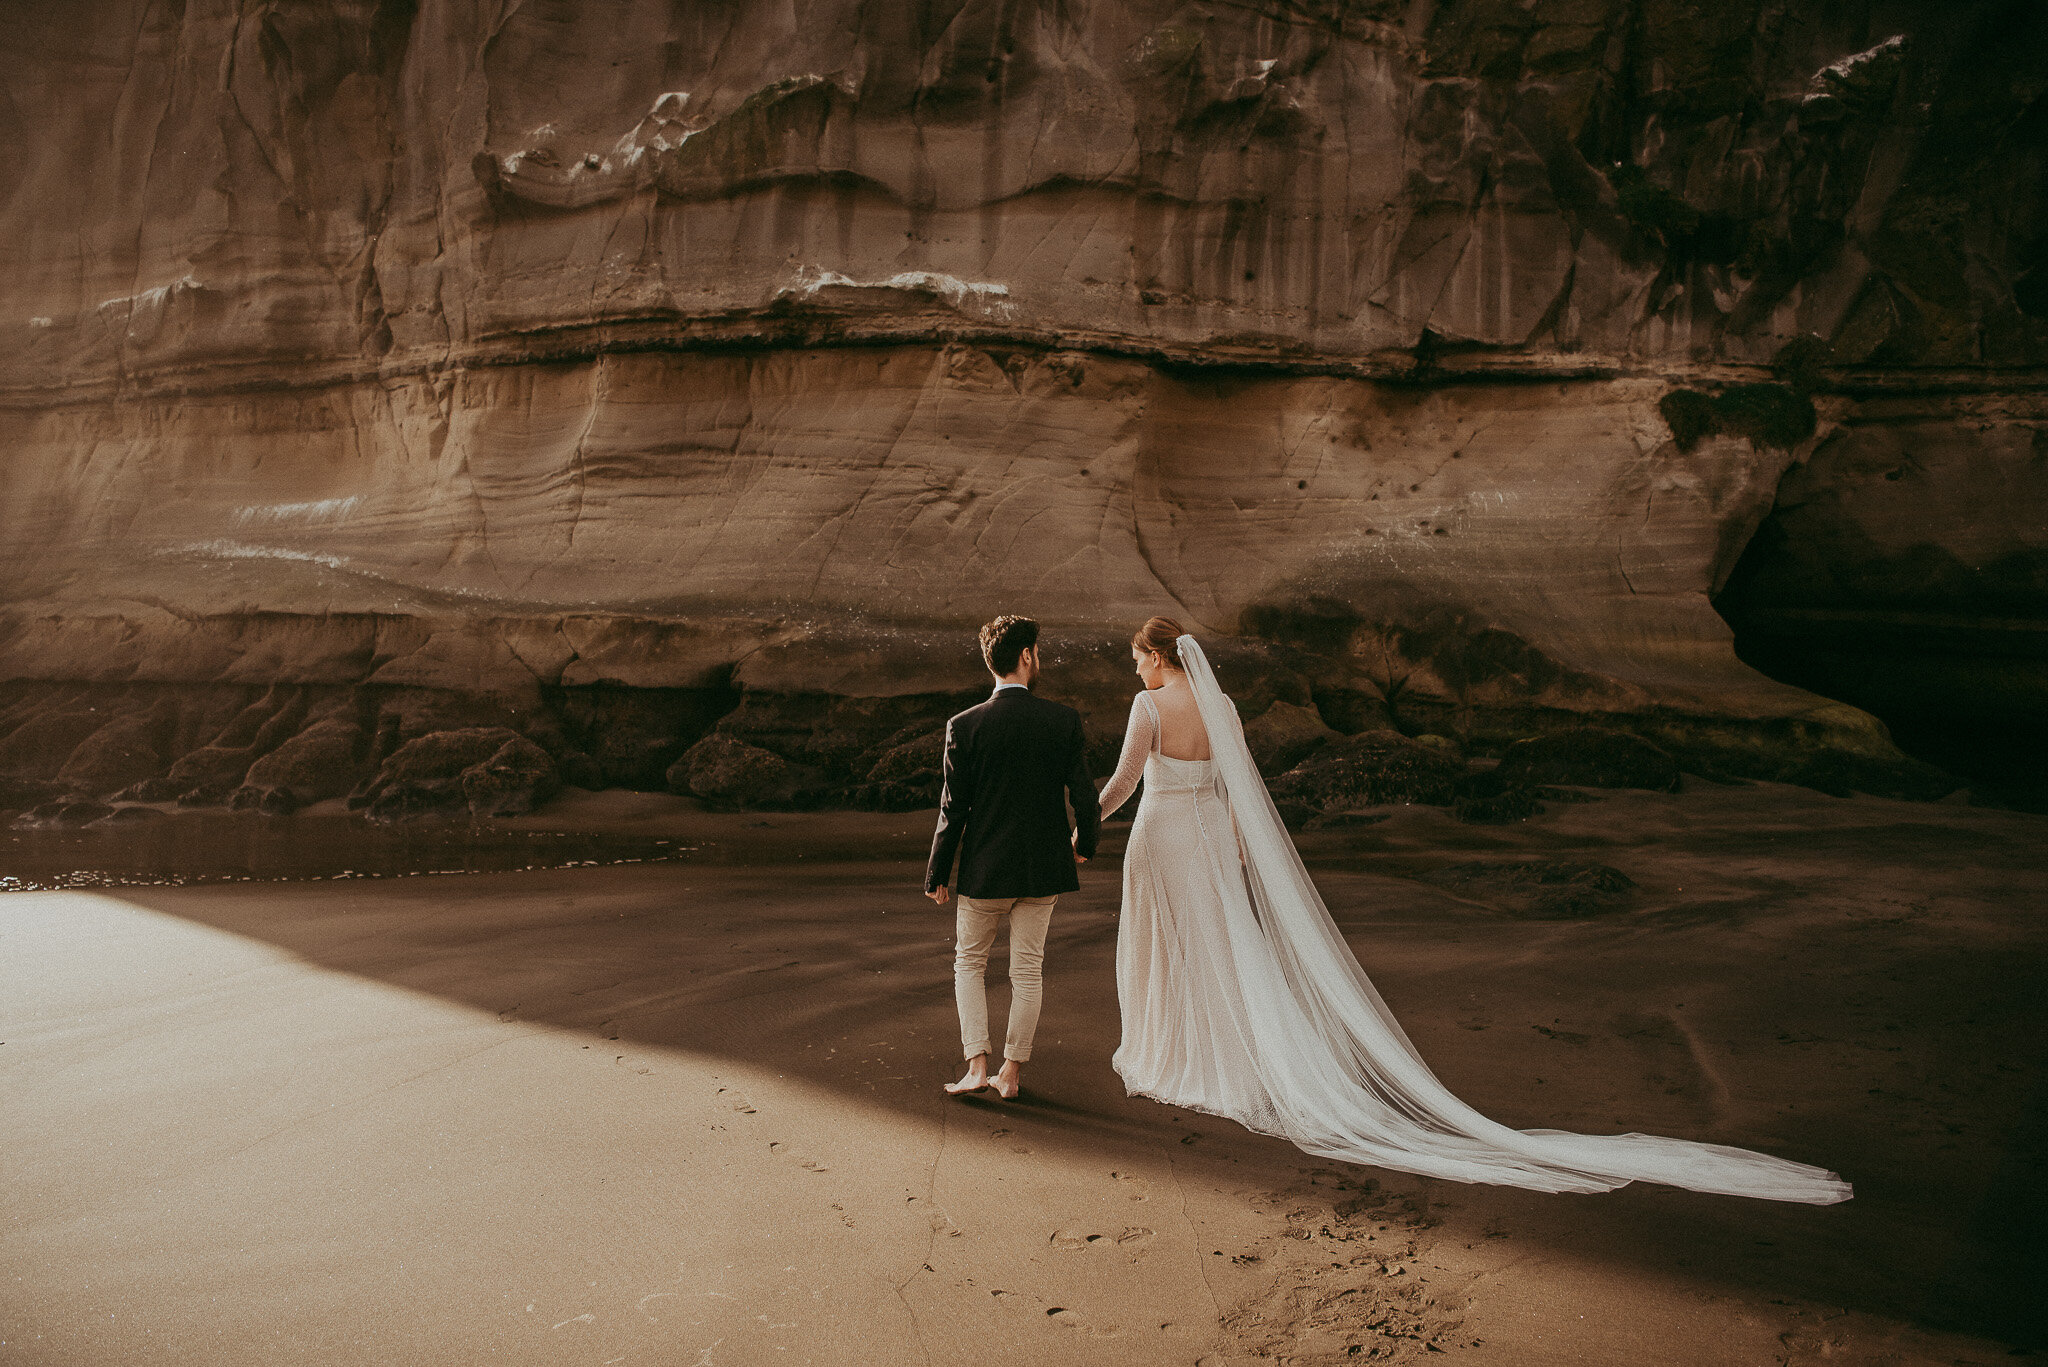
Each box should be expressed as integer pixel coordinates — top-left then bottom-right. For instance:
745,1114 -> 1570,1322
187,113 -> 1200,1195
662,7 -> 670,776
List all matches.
13,792 -> 2048,1353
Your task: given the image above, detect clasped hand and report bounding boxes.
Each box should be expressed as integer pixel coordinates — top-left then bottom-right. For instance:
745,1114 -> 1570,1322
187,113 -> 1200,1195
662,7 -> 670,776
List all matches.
928,831 -> 1087,905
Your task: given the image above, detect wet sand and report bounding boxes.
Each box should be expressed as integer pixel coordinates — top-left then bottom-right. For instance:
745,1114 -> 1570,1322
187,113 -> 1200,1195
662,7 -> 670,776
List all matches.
3,783 -> 2044,1365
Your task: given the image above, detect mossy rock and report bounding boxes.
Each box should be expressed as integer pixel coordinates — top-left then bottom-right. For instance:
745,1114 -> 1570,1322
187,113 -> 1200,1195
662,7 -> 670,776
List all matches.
241,717 -> 369,808
459,735 -> 562,818
670,734 -> 827,810
850,728 -> 945,811
1269,729 -> 1463,812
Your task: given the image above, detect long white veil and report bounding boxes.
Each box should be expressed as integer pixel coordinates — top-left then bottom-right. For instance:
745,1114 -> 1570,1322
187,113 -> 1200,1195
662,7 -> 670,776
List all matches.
1174,634 -> 1850,1203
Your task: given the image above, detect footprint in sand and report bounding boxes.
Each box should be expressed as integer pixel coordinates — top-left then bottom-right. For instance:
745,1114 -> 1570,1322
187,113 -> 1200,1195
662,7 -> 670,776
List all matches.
1047,1307 -> 1119,1336
718,1089 -> 757,1114
766,1141 -> 830,1173
1109,1171 -> 1152,1202
1051,1226 -> 1156,1254
991,1290 -> 1115,1336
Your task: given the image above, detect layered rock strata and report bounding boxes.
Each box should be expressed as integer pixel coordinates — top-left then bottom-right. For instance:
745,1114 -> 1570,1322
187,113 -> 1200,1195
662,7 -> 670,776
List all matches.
2,0 -> 2043,814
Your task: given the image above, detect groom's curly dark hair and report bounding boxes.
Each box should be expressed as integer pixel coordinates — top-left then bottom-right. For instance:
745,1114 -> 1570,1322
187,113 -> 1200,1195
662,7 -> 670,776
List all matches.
979,614 -> 1039,676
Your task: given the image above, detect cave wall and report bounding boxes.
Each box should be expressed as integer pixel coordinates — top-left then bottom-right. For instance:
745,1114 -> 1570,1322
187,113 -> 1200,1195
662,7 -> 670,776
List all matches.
2,0 -> 2044,811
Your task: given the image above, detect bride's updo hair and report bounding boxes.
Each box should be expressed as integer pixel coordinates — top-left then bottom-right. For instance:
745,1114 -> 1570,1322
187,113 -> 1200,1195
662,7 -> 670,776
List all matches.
1131,616 -> 1186,670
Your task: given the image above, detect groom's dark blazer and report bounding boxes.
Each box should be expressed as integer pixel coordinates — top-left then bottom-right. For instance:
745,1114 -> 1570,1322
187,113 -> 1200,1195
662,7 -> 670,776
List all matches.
925,685 -> 1101,900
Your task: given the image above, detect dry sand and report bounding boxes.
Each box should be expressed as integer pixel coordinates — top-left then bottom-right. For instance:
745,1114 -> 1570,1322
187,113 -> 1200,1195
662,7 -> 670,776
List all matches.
3,782 -> 2044,1366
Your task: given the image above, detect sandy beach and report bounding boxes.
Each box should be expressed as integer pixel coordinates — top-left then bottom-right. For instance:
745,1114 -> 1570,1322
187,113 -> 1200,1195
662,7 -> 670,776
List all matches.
4,783 -> 2044,1366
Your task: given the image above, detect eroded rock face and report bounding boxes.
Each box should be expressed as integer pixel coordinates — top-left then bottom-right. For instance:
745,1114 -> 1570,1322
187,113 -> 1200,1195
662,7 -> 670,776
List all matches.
8,1 -> 2043,381
0,0 -> 2041,810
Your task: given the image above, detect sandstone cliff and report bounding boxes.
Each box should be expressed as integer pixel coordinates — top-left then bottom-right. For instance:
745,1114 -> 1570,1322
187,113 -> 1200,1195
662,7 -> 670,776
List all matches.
1,0 -> 2042,814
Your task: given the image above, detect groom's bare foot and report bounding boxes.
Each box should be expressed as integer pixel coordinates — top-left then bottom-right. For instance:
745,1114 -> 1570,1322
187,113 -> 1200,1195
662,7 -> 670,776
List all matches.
945,1054 -> 991,1096
988,1060 -> 1022,1100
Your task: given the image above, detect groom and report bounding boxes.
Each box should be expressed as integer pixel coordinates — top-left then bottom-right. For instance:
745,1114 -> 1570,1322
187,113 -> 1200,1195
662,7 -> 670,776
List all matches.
925,615 -> 1100,1099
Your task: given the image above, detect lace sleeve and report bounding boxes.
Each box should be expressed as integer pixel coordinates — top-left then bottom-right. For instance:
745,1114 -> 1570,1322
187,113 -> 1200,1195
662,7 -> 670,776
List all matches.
1096,693 -> 1154,818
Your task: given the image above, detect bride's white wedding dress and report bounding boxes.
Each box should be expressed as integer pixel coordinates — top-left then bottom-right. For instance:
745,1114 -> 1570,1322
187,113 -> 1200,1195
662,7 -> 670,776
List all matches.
1093,635 -> 1850,1203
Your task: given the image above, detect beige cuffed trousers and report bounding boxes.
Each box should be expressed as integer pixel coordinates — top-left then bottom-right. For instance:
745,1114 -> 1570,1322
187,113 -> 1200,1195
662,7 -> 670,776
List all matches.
953,894 -> 1056,1062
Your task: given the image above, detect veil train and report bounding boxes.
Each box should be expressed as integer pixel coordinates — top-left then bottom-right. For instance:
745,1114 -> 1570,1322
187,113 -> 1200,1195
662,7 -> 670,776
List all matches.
1171,634 -> 1850,1204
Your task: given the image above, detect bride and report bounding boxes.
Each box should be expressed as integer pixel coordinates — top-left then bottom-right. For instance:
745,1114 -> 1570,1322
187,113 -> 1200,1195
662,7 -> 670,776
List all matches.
1091,617 -> 1850,1203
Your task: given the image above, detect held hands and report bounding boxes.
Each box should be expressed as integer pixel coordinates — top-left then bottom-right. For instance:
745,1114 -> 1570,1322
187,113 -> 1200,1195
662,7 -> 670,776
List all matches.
1072,830 -> 1088,864
926,885 -> 951,905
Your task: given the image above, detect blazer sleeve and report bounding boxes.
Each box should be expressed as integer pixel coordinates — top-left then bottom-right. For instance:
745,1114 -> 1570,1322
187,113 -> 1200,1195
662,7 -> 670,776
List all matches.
1065,710 -> 1102,861
925,716 -> 970,892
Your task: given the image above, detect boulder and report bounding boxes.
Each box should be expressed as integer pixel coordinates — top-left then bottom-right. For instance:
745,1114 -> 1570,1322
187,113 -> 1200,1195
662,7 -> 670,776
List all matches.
851,728 -> 945,811
671,734 -> 824,809
235,717 -> 370,812
1494,729 -> 1681,792
716,693 -> 968,784
352,727 -> 561,821
11,799 -> 115,829
460,735 -> 562,817
1269,729 -> 1464,816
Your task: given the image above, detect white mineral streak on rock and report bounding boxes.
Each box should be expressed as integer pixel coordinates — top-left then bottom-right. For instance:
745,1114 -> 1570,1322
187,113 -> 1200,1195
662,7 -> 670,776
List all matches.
95,274 -> 201,314
166,541 -> 351,571
233,497 -> 364,527
781,267 -> 1013,314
